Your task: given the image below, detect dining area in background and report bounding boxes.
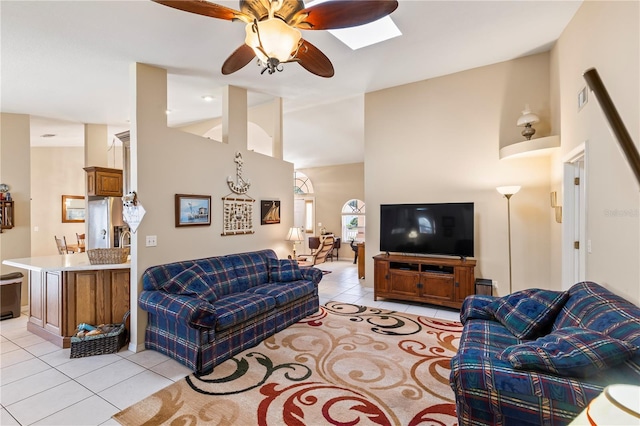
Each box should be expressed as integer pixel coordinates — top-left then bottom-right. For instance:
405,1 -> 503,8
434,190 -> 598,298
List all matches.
54,233 -> 85,254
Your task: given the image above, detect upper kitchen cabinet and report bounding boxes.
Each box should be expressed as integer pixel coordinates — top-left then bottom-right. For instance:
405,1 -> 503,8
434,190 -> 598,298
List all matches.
84,167 -> 123,197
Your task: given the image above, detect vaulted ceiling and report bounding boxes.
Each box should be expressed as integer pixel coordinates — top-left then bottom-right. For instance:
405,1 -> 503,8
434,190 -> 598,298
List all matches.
2,0 -> 582,168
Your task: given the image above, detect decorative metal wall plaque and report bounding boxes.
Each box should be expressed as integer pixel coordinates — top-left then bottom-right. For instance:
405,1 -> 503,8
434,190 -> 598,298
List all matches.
222,195 -> 255,235
222,152 -> 255,235
227,152 -> 251,194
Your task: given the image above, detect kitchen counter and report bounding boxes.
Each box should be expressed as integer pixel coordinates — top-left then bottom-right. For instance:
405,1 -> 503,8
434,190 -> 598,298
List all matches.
2,254 -> 130,348
3,253 -> 130,272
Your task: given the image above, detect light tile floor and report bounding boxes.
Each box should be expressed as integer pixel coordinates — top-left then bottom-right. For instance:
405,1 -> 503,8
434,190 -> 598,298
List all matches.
0,260 -> 460,425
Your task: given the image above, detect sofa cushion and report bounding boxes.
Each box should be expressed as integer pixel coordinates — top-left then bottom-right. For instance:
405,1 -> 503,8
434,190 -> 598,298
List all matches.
158,264 -> 218,303
227,250 -> 276,290
195,257 -> 241,297
247,281 -> 316,307
460,295 -> 496,324
484,289 -> 569,339
267,258 -> 303,282
499,327 -> 638,378
213,293 -> 276,331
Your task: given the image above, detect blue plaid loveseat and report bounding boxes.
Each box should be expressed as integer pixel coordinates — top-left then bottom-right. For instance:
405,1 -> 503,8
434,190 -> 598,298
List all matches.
450,281 -> 640,425
139,249 -> 322,374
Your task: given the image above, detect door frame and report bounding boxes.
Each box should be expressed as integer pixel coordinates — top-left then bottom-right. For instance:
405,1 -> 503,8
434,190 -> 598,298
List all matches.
562,142 -> 588,289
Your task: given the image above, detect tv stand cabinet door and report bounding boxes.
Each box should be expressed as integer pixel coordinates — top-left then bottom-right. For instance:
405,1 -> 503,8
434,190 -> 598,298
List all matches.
454,267 -> 475,303
388,270 -> 421,298
420,273 -> 455,303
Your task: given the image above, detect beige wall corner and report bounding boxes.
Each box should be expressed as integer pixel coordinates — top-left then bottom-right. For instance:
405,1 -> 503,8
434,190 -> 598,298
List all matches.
0,113 -> 32,306
365,54 -> 554,295
130,63 -> 295,351
552,0 -> 640,305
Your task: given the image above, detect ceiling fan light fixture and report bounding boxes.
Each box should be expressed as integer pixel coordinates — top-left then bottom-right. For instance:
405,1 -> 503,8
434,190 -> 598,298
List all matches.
245,18 -> 301,64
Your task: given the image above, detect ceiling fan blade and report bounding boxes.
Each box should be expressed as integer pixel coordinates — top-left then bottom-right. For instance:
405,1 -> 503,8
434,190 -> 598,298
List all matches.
221,44 -> 256,75
296,39 -> 334,78
152,0 -> 251,23
290,0 -> 398,30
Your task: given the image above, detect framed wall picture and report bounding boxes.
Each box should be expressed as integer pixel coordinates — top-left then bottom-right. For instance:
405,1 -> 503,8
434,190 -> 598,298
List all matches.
175,194 -> 211,227
62,195 -> 85,223
261,200 -> 280,225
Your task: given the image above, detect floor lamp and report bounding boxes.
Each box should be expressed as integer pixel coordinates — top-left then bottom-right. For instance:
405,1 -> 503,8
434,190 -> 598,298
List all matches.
496,186 -> 521,294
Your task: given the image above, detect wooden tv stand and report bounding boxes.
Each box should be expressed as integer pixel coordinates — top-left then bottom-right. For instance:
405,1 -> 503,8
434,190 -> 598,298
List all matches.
373,253 -> 476,309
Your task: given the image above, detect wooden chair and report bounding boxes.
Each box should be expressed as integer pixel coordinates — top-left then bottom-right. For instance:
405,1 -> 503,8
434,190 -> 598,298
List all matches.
76,233 -> 86,252
298,234 -> 335,267
54,236 -> 73,254
326,237 -> 341,261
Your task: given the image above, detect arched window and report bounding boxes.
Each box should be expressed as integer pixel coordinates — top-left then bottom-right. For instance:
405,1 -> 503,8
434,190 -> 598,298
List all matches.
294,171 -> 314,195
293,171 -> 315,233
342,199 -> 365,242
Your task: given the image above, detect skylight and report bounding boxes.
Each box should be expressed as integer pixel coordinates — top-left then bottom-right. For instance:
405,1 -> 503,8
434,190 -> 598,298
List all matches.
305,0 -> 402,50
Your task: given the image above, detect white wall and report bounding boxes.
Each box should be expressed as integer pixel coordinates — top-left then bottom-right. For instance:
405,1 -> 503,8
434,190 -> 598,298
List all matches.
552,0 -> 640,304
365,53 -> 555,296
129,63 -> 296,350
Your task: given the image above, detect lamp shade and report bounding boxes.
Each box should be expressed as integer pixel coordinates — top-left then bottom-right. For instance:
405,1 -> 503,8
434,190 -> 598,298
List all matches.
584,384 -> 640,425
516,104 -> 540,127
245,18 -> 301,63
286,227 -> 304,242
496,186 -> 521,196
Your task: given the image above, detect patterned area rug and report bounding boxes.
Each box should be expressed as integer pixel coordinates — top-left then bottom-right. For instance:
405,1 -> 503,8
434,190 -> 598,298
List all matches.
114,302 -> 463,425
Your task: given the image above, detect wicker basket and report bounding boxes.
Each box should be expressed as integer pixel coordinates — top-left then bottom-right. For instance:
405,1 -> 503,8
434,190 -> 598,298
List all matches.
70,312 -> 129,358
87,247 -> 129,265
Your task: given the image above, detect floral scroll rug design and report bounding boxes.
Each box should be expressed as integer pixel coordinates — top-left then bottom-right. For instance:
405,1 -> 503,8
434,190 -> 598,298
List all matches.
114,302 -> 463,425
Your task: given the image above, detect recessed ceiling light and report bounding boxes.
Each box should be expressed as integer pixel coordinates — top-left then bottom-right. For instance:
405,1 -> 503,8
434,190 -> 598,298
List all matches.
202,95 -> 215,102
40,133 -> 56,138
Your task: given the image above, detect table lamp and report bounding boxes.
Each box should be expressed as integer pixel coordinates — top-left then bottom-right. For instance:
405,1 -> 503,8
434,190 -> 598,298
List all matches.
286,227 -> 303,258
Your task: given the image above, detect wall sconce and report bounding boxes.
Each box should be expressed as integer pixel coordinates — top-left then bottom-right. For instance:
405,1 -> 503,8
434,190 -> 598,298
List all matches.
550,191 -> 562,223
517,104 -> 540,140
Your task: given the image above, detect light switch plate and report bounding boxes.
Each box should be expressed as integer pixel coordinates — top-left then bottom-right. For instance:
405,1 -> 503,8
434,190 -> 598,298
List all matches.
146,235 -> 157,247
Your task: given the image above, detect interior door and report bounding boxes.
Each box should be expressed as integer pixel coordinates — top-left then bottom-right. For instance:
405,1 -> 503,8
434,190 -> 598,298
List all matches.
294,196 -> 315,252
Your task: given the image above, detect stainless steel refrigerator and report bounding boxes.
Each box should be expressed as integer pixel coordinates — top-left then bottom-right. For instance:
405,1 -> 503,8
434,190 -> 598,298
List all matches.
87,197 -> 125,249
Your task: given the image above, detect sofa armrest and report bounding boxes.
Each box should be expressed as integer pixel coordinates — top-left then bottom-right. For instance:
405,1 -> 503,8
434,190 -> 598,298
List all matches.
300,266 -> 323,285
460,294 -> 497,324
139,290 -> 217,330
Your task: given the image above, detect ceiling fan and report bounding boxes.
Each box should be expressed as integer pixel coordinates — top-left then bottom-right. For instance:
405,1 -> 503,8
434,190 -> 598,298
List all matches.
152,0 -> 399,77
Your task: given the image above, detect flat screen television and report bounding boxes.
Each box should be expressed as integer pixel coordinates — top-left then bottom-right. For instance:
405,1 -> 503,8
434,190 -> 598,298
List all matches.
380,202 -> 474,258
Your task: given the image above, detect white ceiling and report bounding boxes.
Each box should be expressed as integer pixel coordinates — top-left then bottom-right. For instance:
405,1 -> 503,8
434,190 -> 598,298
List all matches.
1,0 -> 582,168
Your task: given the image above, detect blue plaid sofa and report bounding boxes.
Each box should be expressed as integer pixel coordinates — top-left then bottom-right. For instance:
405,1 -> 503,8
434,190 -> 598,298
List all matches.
450,281 -> 640,425
139,249 -> 322,374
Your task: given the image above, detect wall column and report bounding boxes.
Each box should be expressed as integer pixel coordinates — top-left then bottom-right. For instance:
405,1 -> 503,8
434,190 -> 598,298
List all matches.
84,124 -> 109,167
0,113 -> 32,305
272,97 -> 283,160
222,85 -> 248,150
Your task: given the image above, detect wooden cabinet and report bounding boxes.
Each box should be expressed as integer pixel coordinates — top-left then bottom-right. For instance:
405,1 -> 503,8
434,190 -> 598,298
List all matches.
357,243 -> 365,279
84,166 -> 123,197
1,200 -> 14,231
373,254 -> 476,309
27,268 -> 130,348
